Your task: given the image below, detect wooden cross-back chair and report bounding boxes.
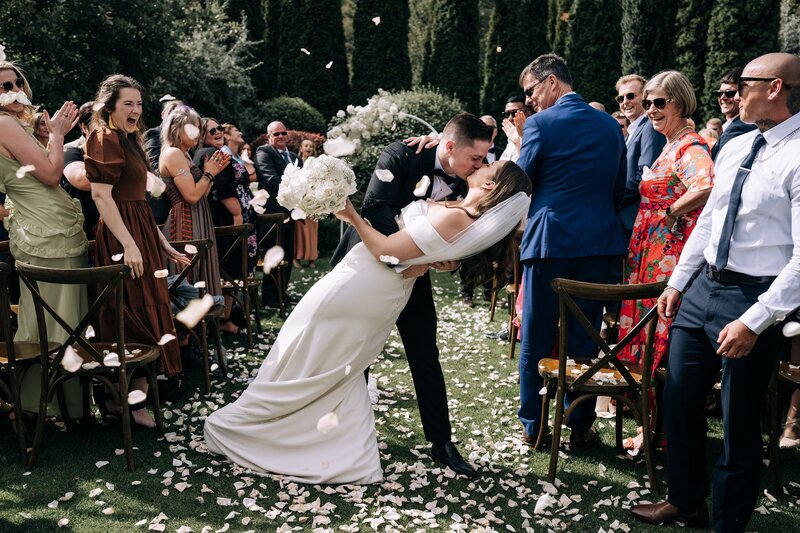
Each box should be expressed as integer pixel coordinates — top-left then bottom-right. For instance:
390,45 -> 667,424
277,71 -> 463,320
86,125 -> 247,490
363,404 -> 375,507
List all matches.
537,278 -> 667,491
487,228 -> 523,358
256,213 -> 290,318
167,239 -> 226,394
214,224 -> 257,349
17,261 -> 164,471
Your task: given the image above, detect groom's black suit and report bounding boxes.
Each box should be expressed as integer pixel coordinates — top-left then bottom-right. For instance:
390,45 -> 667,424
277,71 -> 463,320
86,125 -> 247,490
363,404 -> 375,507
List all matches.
331,142 -> 465,443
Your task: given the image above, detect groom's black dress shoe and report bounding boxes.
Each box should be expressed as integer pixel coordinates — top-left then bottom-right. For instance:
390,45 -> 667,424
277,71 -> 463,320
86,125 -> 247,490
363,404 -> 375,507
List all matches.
431,441 -> 478,478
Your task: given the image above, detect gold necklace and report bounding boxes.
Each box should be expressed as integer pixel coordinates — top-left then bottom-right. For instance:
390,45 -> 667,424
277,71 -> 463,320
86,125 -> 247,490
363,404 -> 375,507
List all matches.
667,125 -> 692,144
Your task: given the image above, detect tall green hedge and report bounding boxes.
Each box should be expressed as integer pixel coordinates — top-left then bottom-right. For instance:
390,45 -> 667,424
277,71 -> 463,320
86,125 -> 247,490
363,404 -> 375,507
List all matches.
673,0 -> 713,120
273,0 -> 349,119
621,0 -> 678,77
702,1 -> 780,118
548,0 -> 571,55
781,0 -> 800,54
422,0 -> 481,112
350,0 -> 412,104
225,0 -> 271,100
481,0 -> 549,115
563,0 -> 622,110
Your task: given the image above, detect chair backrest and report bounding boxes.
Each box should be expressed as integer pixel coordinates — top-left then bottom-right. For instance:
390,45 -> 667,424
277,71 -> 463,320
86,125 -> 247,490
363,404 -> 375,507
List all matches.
551,278 -> 667,390
167,239 -> 212,307
0,263 -> 14,356
214,224 -> 253,285
16,261 -> 130,371
256,213 -> 289,253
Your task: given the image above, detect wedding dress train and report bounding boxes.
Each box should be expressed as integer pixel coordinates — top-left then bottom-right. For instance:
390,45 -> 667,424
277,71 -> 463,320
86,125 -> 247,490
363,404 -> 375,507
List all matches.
204,195 -> 529,484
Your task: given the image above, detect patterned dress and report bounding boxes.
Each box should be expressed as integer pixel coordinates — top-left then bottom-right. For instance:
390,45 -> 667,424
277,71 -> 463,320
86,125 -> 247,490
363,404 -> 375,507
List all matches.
618,131 -> 714,370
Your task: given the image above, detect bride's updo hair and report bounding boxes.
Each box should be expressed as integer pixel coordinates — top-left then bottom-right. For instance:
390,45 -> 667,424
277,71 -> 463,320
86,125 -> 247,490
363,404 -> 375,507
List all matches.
460,161 -> 531,288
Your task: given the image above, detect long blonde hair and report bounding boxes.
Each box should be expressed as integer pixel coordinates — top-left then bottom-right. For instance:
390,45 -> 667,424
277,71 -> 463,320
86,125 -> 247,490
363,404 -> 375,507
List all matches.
161,105 -> 201,151
0,61 -> 36,126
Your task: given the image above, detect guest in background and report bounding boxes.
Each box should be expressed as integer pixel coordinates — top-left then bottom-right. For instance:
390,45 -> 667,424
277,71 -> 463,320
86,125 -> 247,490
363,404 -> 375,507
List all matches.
618,70 -> 714,450
86,74 -> 190,421
499,95 -> 532,163
588,101 -> 606,112
612,111 -> 630,138
292,139 -> 319,270
144,96 -> 183,224
61,101 -> 100,239
480,115 -> 500,163
0,61 -> 87,416
32,111 -> 49,146
705,117 -> 723,138
222,123 -> 256,183
698,127 -> 719,149
710,68 -> 757,160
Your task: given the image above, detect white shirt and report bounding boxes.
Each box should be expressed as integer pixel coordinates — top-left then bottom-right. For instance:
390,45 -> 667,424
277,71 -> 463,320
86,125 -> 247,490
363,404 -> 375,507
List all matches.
668,111 -> 800,334
431,152 -> 455,201
499,142 -> 519,162
722,115 -> 738,132
626,114 -> 646,143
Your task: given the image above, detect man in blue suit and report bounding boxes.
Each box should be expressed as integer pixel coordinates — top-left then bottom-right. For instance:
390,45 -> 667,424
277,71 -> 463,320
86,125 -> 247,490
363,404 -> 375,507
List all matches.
516,54 -> 628,447
710,68 -> 757,161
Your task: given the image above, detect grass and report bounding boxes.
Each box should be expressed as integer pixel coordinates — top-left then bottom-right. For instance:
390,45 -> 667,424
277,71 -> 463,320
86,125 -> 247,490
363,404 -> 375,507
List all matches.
1,258 -> 798,532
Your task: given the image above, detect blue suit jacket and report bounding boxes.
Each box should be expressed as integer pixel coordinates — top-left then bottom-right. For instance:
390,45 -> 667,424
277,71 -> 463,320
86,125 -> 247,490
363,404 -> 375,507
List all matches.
618,117 -> 665,231
711,116 -> 757,161
517,93 -> 628,260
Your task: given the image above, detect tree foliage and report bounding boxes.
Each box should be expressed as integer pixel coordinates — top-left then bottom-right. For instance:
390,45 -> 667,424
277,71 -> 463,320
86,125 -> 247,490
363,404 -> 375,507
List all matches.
781,0 -> 800,54
249,96 -> 327,136
673,0 -> 714,115
481,0 -> 549,115
563,0 -> 622,110
350,0 -> 412,104
702,1 -> 780,118
621,0 -> 678,77
548,0 -> 571,55
423,0 -> 481,112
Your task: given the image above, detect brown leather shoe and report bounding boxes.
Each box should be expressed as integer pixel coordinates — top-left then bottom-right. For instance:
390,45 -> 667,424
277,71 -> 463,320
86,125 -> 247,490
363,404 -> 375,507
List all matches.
522,431 -> 536,445
630,501 -> 709,528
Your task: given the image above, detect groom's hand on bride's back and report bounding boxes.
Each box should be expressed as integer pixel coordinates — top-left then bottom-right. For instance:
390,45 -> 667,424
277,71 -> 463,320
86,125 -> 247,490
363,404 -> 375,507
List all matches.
430,260 -> 460,272
401,264 -> 430,279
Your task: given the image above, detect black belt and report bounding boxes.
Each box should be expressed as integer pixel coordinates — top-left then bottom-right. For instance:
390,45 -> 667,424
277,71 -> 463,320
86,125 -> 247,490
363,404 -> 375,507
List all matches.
706,264 -> 776,286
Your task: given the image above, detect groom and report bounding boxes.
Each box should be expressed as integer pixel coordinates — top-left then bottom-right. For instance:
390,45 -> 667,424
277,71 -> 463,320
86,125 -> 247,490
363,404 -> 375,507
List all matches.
331,112 -> 494,478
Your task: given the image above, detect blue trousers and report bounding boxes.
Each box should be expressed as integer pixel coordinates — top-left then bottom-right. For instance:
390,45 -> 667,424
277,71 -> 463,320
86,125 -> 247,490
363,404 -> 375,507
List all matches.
665,268 -> 780,533
518,256 -> 615,437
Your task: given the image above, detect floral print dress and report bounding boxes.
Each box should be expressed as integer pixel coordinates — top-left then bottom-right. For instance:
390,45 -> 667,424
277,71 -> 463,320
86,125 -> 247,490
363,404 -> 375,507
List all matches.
618,131 -> 714,370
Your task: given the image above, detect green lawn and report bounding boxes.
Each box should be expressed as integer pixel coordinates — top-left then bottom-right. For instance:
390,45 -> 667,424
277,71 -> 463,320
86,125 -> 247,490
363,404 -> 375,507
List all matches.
1,259 -> 798,532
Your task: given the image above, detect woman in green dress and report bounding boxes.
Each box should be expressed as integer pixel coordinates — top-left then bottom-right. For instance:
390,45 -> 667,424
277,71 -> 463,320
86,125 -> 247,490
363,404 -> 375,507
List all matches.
0,61 -> 88,416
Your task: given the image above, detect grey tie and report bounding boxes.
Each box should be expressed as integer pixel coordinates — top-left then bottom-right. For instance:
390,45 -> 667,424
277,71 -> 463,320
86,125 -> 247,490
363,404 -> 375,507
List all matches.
282,151 -> 291,164
714,133 -> 766,271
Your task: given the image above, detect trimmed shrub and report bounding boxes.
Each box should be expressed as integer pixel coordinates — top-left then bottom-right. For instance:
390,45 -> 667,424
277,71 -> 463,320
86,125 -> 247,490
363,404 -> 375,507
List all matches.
674,0 -> 714,120
621,0 -> 678,77
781,0 -> 800,54
244,97 -> 327,139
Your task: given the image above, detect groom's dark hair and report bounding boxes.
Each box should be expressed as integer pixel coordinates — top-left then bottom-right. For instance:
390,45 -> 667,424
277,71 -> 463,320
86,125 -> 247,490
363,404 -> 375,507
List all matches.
441,112 -> 494,145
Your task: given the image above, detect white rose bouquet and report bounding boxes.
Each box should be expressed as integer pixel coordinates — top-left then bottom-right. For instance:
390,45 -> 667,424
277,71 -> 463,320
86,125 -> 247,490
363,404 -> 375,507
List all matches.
276,154 -> 357,220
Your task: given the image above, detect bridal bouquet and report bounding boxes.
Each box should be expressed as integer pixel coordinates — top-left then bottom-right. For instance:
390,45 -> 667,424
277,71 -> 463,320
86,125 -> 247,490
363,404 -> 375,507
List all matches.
277,154 -> 357,220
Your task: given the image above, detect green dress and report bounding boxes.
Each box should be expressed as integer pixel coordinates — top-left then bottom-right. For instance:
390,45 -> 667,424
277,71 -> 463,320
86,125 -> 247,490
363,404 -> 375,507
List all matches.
0,130 -> 89,414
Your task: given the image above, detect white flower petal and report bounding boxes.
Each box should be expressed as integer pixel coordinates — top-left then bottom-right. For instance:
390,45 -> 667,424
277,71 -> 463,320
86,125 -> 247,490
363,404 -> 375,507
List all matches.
193,281 -> 206,289
175,294 -> 214,328
345,365 -> 352,375
61,346 -> 82,372
783,321 -> 800,337
128,390 -> 147,404
496,45 -> 503,53
58,518 -> 70,527
158,333 -> 176,345
111,253 -> 124,261
15,164 -> 35,178
322,137 -> 357,157
413,175 -> 431,197
146,172 -> 166,198
325,61 -> 333,69
262,246 -> 284,274
92,102 -> 105,112
379,255 -> 399,266
534,493 -> 557,514
372,16 -> 381,25
183,124 -> 200,140
375,168 -> 394,182
85,325 -> 95,339
101,507 -> 114,515
539,386 -> 548,395
290,208 -> 306,220
103,352 -> 120,367
316,412 -> 339,434
300,48 -> 311,55
95,461 -> 109,468
184,244 -> 197,255
153,269 -> 169,278
81,361 -> 100,370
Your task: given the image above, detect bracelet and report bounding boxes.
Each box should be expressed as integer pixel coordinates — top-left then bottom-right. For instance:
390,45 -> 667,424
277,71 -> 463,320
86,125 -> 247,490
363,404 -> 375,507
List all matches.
202,171 -> 214,183
665,206 -> 674,217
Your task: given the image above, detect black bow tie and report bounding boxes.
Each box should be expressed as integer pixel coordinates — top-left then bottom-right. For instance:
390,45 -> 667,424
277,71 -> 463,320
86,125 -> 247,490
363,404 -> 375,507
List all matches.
434,169 -> 457,185
488,146 -> 498,154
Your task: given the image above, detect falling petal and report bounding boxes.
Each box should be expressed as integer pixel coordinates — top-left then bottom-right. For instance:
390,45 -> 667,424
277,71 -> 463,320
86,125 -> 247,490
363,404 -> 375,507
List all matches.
92,102 -> 105,112
539,386 -> 548,395
111,253 -> 123,261
783,321 -> 800,337
146,172 -> 166,198
128,390 -> 147,404
240,150 -> 254,165
496,45 -> 503,53
345,365 -> 352,375
85,325 -> 95,339
375,168 -> 394,182
291,208 -> 306,220
95,461 -> 109,468
175,294 -> 214,328
154,269 -> 169,278
61,346 -> 82,372
159,94 -> 176,103
325,61 -> 333,69
413,175 -> 431,197
183,124 -> 200,140
316,412 -> 339,434
103,352 -> 120,367
184,244 -> 198,255
372,16 -> 381,25
158,333 -> 176,345
81,362 -> 100,370
322,137 -> 357,157
15,164 -> 35,178
379,255 -> 399,266
300,48 -> 311,55
262,246 -> 284,274
193,281 -> 206,289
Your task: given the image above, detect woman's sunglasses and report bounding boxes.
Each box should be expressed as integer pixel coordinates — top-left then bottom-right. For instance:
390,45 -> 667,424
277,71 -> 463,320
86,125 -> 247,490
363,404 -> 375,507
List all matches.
712,90 -> 737,99
615,92 -> 637,104
208,126 -> 223,136
0,77 -> 25,92
642,98 -> 672,110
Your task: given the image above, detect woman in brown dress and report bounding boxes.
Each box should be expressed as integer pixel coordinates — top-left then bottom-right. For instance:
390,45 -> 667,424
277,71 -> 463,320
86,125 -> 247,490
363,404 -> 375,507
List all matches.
85,75 -> 190,427
293,139 -> 319,269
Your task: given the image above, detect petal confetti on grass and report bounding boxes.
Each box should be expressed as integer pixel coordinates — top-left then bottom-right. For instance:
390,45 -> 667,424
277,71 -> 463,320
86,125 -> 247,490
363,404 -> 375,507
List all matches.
176,294 -> 214,328
413,175 -> 431,197
300,48 -> 310,55
325,61 -> 333,69
316,412 -> 339,434
15,164 -> 35,178
61,345 -> 82,372
372,16 -> 381,25
95,461 -> 109,469
534,493 -> 557,514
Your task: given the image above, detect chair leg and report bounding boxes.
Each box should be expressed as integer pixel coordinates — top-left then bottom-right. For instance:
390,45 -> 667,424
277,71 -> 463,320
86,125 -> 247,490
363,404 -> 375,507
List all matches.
768,370 -> 782,497
652,378 -> 665,446
615,404 -> 624,453
242,290 -> 254,350
27,367 -> 52,468
81,377 -> 92,430
119,376 -> 135,472
534,379 -> 552,450
508,323 -> 518,359
200,319 -> 211,395
250,286 -> 264,334
547,381 -> 567,482
211,319 -> 228,375
488,286 -> 498,322
640,391 -> 659,494
147,364 -> 166,435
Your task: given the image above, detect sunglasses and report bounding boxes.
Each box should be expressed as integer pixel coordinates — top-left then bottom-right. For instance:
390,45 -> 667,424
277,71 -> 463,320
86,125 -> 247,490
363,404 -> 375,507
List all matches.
501,110 -> 518,118
524,76 -> 549,97
615,92 -> 637,104
712,89 -> 737,99
737,77 -> 792,95
642,98 -> 672,110
208,126 -> 223,136
271,131 -> 288,137
0,77 -> 25,92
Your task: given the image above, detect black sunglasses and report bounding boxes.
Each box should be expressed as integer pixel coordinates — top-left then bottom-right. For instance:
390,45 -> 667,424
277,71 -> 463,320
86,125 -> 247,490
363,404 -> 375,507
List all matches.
208,126 -> 223,136
737,77 -> 792,95
0,77 -> 25,92
501,110 -> 518,118
524,76 -> 549,97
642,98 -> 672,110
271,131 -> 288,137
712,89 -> 737,99
615,92 -> 637,104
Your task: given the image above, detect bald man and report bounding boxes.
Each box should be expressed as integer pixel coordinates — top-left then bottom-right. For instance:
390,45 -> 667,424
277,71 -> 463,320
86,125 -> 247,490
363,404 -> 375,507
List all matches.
632,53 -> 800,532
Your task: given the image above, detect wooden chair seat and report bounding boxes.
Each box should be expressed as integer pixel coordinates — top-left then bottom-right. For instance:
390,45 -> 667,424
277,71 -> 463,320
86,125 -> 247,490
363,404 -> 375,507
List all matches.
538,357 -> 643,387
779,362 -> 800,385
0,341 -> 59,365
71,343 -> 160,368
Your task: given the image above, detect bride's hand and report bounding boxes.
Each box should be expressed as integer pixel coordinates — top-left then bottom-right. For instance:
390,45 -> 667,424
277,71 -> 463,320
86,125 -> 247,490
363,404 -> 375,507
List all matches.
430,260 -> 460,272
334,198 -> 358,224
404,133 -> 440,154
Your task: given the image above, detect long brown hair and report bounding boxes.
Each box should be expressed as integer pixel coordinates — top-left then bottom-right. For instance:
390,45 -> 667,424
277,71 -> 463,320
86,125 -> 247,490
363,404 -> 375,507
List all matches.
91,74 -> 148,164
459,161 -> 531,288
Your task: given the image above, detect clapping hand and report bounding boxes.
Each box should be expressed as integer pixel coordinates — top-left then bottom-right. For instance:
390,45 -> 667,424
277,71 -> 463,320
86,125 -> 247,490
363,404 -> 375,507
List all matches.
44,101 -> 80,138
203,150 -> 231,176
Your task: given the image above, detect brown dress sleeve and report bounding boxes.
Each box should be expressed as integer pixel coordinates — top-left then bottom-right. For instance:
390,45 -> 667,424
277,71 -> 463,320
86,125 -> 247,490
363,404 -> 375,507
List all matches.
84,128 -> 126,185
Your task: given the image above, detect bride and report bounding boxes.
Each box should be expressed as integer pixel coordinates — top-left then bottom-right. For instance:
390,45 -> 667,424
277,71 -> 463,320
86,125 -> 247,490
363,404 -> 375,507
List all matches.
204,161 -> 531,484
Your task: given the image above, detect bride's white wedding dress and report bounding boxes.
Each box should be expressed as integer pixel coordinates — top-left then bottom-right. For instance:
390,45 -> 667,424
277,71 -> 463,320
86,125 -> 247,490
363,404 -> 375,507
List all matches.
204,194 -> 529,484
